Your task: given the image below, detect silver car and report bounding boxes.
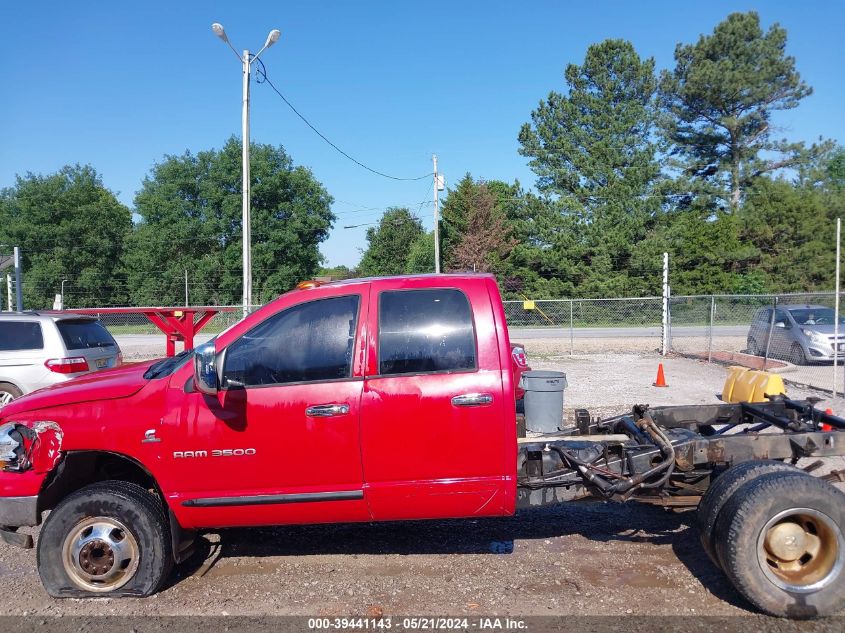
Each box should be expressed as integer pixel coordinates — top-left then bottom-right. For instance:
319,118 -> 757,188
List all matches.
747,304 -> 845,365
0,312 -> 122,406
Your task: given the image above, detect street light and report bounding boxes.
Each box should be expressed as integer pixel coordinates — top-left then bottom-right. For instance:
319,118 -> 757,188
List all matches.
211,22 -> 281,317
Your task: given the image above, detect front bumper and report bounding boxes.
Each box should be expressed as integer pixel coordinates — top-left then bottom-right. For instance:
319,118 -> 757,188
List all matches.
0,495 -> 38,527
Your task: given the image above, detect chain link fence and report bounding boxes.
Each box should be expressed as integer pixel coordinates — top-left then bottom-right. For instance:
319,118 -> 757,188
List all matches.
668,292 -> 845,396
503,298 -> 664,356
77,292 -> 845,397
501,292 -> 845,396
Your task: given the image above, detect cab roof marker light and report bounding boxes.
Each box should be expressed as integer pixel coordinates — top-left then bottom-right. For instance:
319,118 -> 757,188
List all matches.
296,280 -> 324,290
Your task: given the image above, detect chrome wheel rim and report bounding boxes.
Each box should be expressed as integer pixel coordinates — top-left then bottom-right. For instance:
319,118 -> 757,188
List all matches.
0,391 -> 14,407
757,508 -> 844,593
61,517 -> 140,592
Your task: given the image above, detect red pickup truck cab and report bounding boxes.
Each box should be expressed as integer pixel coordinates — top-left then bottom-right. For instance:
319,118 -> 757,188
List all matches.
0,274 -> 522,597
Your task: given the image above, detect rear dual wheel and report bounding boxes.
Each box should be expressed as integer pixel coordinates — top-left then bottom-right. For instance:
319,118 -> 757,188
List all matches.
713,471 -> 845,618
697,460 -> 802,568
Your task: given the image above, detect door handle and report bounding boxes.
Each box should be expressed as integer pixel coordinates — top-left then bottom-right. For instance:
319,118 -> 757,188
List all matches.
305,403 -> 350,417
451,393 -> 494,407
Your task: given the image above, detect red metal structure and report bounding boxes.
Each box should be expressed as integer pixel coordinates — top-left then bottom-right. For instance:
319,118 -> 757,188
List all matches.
66,307 -> 237,356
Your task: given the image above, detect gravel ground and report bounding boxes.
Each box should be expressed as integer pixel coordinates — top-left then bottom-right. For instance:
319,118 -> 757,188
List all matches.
1,342 -> 843,619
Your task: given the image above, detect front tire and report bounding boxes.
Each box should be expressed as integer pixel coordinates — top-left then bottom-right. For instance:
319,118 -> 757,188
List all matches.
37,481 -> 173,598
791,343 -> 808,366
714,472 -> 845,618
747,338 -> 760,356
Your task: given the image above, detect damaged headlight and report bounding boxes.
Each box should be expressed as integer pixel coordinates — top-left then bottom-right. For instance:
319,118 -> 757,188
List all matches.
0,422 -> 27,472
0,421 -> 63,473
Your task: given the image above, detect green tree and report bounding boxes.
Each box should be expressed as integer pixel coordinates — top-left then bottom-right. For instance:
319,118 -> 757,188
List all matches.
518,39 -> 662,297
0,165 -> 131,308
740,178 -> 834,291
318,264 -> 356,280
125,137 -> 334,306
357,208 -> 424,277
660,11 -> 816,211
824,147 -> 845,190
405,231 -> 435,274
637,202 -> 753,294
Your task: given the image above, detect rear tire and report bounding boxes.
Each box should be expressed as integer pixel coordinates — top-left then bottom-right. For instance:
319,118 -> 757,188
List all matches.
0,382 -> 22,407
714,472 -> 845,618
37,481 -> 173,598
698,460 -> 802,568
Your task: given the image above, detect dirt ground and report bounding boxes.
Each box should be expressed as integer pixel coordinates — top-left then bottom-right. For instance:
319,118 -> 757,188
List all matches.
1,347 -> 843,619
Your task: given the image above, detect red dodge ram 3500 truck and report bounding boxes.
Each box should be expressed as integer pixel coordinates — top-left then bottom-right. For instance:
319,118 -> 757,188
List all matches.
1,274 -> 844,618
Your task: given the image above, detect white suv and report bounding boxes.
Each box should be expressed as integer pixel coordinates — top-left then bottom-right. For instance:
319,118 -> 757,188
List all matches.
0,312 -> 122,406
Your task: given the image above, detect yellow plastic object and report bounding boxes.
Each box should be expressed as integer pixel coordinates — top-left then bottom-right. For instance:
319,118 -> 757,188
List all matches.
722,366 -> 786,403
523,300 -> 535,310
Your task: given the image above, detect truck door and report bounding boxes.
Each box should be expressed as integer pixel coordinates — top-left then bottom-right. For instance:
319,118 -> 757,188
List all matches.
167,286 -> 371,528
360,281 -> 510,520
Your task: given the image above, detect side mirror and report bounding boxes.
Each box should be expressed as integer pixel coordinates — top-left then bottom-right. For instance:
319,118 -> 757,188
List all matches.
194,341 -> 218,395
775,321 -> 786,328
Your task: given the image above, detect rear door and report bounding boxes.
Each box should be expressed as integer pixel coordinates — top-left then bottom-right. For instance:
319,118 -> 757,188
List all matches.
360,280 -> 509,521
0,320 -> 46,396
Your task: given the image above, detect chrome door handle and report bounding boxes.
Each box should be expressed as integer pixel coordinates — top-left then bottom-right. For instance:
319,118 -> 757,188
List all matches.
305,404 -> 350,417
451,393 -> 494,407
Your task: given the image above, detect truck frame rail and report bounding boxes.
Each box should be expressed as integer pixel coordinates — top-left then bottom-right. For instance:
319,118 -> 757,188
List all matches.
517,396 -> 845,508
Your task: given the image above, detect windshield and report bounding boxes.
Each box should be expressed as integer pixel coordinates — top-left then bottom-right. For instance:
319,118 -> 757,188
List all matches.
788,308 -> 845,326
57,319 -> 116,350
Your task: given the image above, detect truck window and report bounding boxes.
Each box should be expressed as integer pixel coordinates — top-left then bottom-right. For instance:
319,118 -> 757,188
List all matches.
0,321 -> 44,351
223,295 -> 360,387
378,288 -> 476,375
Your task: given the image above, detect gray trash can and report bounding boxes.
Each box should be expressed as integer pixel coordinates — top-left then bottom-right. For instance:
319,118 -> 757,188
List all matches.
522,370 -> 567,433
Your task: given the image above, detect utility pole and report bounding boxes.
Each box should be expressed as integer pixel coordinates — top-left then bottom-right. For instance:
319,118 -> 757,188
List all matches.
661,252 -> 669,357
13,247 -> 22,312
241,47 -> 252,316
212,23 -> 281,318
5,275 -> 11,311
835,218 -> 841,397
433,154 -> 440,274
185,269 -> 189,307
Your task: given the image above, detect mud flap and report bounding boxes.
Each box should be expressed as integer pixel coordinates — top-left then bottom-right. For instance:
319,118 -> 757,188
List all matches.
0,525 -> 33,549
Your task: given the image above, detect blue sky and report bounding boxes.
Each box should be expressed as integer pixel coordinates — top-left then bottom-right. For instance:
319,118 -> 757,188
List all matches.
1,1 -> 843,268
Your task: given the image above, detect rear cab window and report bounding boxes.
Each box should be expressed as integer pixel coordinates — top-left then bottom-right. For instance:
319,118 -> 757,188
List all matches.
0,321 -> 44,351
378,288 -> 477,375
56,319 -> 117,351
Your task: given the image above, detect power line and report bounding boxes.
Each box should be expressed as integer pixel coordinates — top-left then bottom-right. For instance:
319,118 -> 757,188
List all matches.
255,60 -> 432,182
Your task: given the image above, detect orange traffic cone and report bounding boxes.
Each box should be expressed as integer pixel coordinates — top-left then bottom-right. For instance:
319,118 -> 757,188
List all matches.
653,363 -> 668,387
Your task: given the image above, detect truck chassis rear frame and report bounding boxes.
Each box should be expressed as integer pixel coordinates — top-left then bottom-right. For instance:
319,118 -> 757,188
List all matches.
517,396 -> 845,508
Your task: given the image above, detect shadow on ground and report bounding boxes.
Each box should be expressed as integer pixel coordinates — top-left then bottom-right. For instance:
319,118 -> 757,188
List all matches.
171,501 -> 750,612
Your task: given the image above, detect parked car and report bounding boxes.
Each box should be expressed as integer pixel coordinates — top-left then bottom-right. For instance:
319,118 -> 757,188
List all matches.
747,304 -> 845,365
0,312 -> 122,406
